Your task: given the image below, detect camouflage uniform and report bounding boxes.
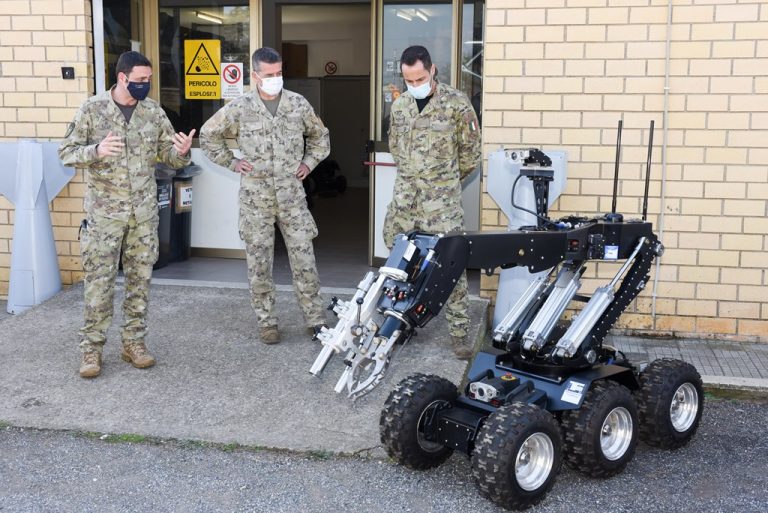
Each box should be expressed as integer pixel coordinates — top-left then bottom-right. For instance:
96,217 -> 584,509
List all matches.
384,82 -> 482,338
58,87 -> 190,354
199,89 -> 330,329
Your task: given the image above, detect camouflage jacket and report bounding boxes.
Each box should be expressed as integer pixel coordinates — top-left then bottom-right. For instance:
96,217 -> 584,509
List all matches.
389,82 -> 481,185
199,89 -> 330,188
58,88 -> 190,222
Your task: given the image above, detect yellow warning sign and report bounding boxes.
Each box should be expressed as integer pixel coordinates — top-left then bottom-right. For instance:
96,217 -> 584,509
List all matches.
184,39 -> 221,100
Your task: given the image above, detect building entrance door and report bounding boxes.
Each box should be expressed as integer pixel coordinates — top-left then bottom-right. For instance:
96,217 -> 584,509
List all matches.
263,1 -> 374,273
370,0 -> 484,262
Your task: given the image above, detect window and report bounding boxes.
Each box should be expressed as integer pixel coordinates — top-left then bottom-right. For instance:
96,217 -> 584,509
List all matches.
158,2 -> 250,134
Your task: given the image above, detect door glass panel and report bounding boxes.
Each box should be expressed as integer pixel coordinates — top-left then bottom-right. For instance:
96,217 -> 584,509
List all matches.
461,0 -> 483,125
103,0 -> 143,87
380,1 -> 452,138
158,2 -> 250,135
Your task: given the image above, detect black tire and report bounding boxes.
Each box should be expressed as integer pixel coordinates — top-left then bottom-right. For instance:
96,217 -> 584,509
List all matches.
637,358 -> 704,449
561,380 -> 638,477
471,403 -> 562,510
379,374 -> 458,470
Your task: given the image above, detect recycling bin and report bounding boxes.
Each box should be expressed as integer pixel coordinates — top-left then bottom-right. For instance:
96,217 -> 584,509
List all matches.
153,164 -> 176,270
169,163 -> 203,263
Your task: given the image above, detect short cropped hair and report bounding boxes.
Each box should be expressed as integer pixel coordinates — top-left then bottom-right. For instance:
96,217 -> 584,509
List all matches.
116,51 -> 152,77
252,47 -> 282,72
400,45 -> 432,70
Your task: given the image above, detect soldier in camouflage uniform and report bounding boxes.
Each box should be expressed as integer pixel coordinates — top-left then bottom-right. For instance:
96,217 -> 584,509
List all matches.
200,47 -> 330,344
384,45 -> 482,359
58,51 -> 195,378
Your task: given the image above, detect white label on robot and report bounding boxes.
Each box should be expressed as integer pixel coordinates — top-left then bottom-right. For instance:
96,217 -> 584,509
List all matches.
561,380 -> 585,405
403,241 -> 416,262
604,245 -> 619,260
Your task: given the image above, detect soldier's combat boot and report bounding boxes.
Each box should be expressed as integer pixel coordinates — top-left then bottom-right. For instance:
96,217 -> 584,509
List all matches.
450,335 -> 473,360
260,325 -> 280,344
121,342 -> 156,368
79,351 -> 102,378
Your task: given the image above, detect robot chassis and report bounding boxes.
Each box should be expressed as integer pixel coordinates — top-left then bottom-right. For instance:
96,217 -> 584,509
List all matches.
309,122 -> 704,510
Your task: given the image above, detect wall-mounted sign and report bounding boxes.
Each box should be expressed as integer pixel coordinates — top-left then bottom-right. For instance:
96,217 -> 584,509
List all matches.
184,39 -> 221,99
324,61 -> 338,75
221,63 -> 243,99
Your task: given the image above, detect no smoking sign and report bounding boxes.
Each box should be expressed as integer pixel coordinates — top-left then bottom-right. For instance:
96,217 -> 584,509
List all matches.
324,61 -> 338,75
221,63 -> 243,99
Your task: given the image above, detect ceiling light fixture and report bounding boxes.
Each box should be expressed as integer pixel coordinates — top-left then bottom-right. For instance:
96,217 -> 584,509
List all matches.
396,10 -> 413,22
415,9 -> 429,22
196,11 -> 223,24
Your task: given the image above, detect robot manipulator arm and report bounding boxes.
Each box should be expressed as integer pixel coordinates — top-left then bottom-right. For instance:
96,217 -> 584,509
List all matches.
309,232 -> 471,398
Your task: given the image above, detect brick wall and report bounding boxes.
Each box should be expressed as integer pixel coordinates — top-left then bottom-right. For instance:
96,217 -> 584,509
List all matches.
482,0 -> 768,341
0,0 -> 93,298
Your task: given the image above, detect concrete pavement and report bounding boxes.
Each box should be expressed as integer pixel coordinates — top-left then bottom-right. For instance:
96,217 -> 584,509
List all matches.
0,283 -> 486,456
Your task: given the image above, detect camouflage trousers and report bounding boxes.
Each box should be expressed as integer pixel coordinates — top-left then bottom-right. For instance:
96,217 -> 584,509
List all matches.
240,199 -> 325,329
79,213 -> 159,353
383,188 -> 469,339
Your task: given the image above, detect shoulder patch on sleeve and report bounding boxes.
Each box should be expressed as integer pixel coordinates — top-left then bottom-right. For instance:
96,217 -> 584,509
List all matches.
64,122 -> 75,139
464,111 -> 478,133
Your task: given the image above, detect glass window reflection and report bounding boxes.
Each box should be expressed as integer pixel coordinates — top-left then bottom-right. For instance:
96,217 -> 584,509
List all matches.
380,1 -> 452,137
103,0 -> 143,87
158,3 -> 250,135
461,0 -> 483,126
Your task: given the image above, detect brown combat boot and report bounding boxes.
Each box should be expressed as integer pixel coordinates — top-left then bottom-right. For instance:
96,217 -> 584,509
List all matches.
121,342 -> 156,368
450,336 -> 473,361
79,352 -> 102,378
260,325 -> 280,344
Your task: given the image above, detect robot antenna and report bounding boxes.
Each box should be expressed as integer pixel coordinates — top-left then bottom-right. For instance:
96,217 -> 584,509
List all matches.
611,118 -> 623,216
642,120 -> 655,221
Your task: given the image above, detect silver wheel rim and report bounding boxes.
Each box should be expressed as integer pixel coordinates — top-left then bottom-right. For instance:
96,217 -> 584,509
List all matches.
601,407 -> 633,461
417,400 -> 448,453
515,433 -> 554,491
670,383 -> 699,432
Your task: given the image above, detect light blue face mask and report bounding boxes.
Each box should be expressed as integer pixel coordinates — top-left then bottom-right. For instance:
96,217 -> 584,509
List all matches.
407,75 -> 433,100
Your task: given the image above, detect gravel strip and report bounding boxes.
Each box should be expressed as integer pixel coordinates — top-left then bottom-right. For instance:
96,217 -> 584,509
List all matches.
1,397 -> 766,513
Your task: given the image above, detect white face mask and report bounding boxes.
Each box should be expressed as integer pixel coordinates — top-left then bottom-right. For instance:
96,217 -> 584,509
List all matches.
407,77 -> 432,100
258,75 -> 283,96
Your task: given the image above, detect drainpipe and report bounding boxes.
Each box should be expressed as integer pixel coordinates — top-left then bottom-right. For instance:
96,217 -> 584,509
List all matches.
651,0 -> 673,322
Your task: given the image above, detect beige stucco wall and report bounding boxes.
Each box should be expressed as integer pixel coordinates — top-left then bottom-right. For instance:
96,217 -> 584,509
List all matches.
480,0 -> 767,341
0,0 -> 93,298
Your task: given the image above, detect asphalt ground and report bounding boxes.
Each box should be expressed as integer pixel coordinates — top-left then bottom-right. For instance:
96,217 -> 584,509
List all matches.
1,395 -> 766,513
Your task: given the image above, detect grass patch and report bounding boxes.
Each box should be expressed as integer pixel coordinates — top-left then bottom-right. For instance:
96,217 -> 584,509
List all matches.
2,423 -> 363,461
106,433 -> 147,443
79,431 -> 104,439
307,450 -> 334,461
704,387 -> 768,403
176,439 -> 214,450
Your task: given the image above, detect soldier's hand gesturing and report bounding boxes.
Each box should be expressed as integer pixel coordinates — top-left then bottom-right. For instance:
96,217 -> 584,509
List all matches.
234,159 -> 253,175
173,129 -> 196,156
295,163 -> 311,180
96,131 -> 124,158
